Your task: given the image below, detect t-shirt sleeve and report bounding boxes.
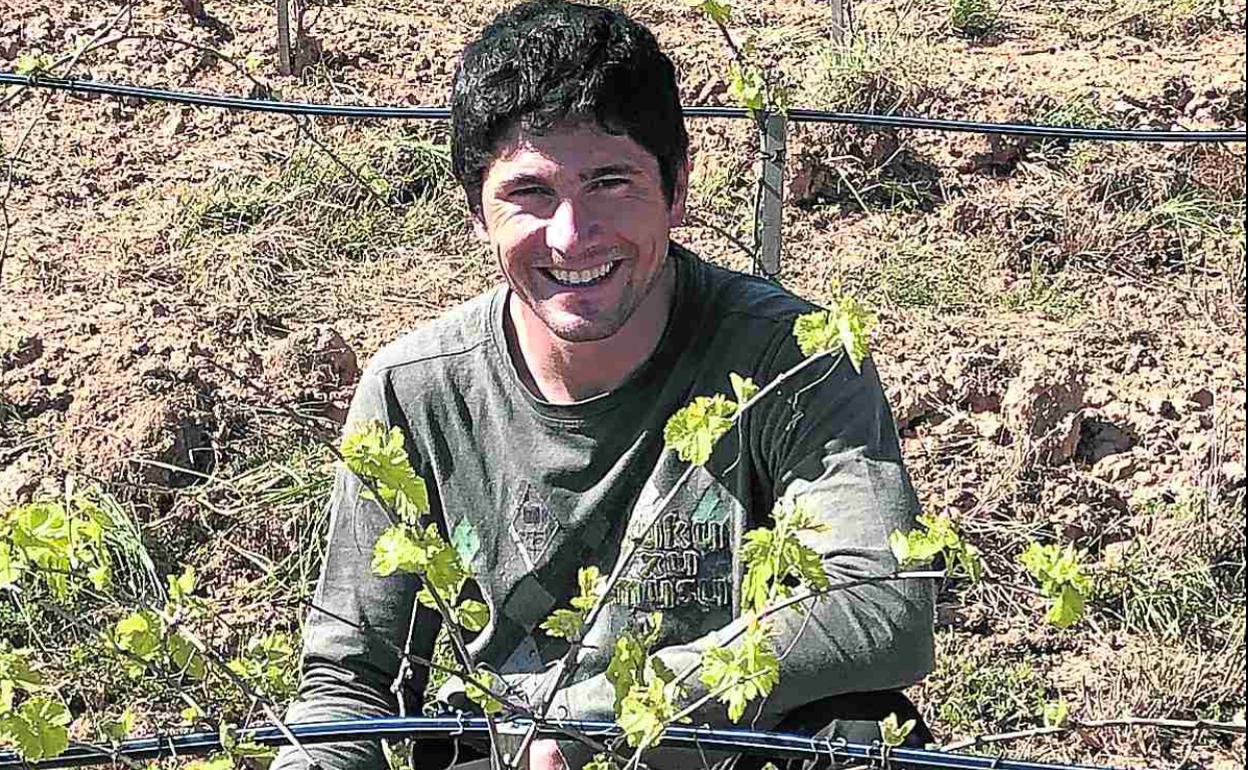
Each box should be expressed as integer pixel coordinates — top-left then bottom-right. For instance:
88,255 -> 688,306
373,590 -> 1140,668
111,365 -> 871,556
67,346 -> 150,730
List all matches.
272,368 -> 442,770
544,336 -> 934,761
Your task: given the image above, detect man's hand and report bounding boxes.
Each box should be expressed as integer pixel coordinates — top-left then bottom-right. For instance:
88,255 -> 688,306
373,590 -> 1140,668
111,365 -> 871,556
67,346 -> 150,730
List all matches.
528,739 -> 568,770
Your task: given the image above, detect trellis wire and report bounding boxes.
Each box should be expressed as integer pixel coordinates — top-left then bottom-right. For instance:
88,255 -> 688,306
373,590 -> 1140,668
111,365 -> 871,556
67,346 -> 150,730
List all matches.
2,73 -> 1245,142
0,718 -> 1113,770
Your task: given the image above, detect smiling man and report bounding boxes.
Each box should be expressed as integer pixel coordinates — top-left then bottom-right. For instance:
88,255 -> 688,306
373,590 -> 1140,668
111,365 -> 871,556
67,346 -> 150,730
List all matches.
274,3 -> 934,769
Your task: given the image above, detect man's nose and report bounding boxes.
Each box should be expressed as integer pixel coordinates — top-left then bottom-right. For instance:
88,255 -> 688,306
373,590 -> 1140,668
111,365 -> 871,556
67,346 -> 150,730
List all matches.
545,197 -> 597,258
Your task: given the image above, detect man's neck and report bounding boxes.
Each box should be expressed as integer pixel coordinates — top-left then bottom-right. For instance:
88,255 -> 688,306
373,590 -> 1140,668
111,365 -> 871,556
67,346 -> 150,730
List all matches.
506,258 -> 677,404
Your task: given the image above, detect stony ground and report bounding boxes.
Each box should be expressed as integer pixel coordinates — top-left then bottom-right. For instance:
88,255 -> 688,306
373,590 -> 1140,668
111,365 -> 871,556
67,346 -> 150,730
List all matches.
1,0 -> 1245,767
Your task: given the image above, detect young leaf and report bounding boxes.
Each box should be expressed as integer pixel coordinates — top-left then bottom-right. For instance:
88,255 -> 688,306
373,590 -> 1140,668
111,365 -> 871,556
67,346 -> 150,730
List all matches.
14,53 -> 52,77
464,670 -> 503,715
689,0 -> 732,25
793,297 -> 876,372
699,620 -> 779,722
583,754 -> 621,770
371,525 -> 423,577
1042,700 -> 1070,728
605,633 -> 647,712
729,372 -> 758,405
456,599 -> 489,633
793,310 -> 838,358
98,707 -> 135,743
617,674 -> 684,749
113,611 -> 161,662
341,420 -> 430,521
538,608 -> 585,641
727,61 -> 766,113
1,697 -> 71,760
880,712 -> 916,747
740,497 -> 829,612
0,541 -> 24,588
663,394 -> 738,466
1018,543 -> 1090,628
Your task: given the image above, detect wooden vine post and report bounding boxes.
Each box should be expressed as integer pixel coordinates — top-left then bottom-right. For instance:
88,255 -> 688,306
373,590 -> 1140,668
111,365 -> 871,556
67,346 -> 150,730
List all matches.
276,0 -> 293,75
755,112 -> 786,280
830,0 -> 846,43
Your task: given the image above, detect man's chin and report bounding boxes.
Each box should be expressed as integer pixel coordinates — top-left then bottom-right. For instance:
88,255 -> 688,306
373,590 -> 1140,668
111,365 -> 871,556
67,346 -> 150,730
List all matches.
532,306 -> 631,343
542,318 -> 625,344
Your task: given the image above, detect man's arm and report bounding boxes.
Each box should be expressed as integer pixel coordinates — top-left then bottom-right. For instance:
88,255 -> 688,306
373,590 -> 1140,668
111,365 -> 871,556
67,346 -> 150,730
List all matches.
273,370 -> 441,770
545,352 -> 934,761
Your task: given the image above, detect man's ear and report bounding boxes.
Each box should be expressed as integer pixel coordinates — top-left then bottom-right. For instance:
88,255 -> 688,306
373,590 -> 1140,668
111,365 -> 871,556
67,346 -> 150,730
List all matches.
668,157 -> 691,228
472,213 -> 490,242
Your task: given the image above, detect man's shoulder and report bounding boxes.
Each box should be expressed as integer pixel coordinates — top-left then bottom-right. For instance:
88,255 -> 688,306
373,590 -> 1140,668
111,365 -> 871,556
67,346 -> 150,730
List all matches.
679,244 -> 820,328
367,288 -> 500,378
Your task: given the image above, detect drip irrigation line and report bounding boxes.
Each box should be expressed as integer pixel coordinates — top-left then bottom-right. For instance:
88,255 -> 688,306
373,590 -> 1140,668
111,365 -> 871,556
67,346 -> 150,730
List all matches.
2,72 -> 1245,143
0,718 -> 1114,770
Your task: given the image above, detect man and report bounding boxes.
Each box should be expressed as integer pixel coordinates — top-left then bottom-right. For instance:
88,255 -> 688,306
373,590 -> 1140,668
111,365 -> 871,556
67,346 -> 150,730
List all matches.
274,2 -> 934,768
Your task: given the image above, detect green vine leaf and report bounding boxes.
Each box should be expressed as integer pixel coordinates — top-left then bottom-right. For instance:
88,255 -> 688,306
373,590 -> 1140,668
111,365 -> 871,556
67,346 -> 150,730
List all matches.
464,670 -> 503,715
880,712 -> 916,747
727,61 -> 766,113
456,599 -> 490,633
1018,543 -> 1090,628
583,754 -> 622,770
0,647 -> 43,712
690,0 -> 732,25
729,372 -> 758,404
1042,700 -> 1070,728
341,420 -> 430,523
617,669 -> 686,749
699,619 -> 779,722
740,496 -> 828,613
98,708 -> 135,744
663,393 -> 738,466
0,696 -> 71,760
113,610 -> 162,675
1,496 -> 116,600
540,565 -> 604,640
227,633 -> 297,700
889,513 -> 982,581
167,633 -> 207,681
14,53 -> 52,77
793,297 -> 876,372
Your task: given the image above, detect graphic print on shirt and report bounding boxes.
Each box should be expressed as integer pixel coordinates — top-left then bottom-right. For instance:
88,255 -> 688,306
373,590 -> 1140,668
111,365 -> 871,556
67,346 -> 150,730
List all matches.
615,470 -> 741,613
507,483 -> 561,571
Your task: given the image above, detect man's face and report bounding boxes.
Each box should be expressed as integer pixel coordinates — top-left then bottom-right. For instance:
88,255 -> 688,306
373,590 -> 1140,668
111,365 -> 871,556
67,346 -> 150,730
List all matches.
474,124 -> 687,343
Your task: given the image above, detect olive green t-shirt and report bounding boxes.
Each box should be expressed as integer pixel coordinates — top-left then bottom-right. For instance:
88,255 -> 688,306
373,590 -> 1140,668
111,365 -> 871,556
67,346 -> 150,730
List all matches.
275,245 -> 934,769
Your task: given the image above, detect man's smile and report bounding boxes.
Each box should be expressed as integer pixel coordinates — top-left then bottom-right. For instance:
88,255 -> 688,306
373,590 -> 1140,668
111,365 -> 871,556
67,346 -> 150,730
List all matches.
542,260 -> 621,288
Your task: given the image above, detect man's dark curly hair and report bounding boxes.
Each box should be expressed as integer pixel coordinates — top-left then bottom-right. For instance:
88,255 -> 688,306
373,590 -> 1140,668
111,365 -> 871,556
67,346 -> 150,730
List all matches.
451,0 -> 688,218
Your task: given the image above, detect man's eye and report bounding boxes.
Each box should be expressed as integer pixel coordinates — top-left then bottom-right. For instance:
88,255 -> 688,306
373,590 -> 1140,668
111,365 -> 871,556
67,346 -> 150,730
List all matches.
510,187 -> 551,198
591,177 -> 629,191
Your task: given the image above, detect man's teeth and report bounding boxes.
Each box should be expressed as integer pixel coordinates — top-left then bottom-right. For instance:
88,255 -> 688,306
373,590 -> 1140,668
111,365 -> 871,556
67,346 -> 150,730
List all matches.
549,262 -> 614,285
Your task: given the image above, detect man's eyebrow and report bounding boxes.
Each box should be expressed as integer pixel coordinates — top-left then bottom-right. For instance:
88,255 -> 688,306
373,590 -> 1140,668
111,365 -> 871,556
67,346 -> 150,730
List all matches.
580,163 -> 641,181
497,173 -> 550,190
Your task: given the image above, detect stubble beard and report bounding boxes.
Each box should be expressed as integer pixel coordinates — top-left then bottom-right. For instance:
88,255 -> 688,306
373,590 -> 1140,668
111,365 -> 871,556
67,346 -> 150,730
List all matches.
505,243 -> 670,345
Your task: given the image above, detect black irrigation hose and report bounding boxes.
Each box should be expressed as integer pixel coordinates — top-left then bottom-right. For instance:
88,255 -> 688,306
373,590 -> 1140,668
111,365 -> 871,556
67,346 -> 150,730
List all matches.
2,72 -> 1245,143
0,718 -> 1114,770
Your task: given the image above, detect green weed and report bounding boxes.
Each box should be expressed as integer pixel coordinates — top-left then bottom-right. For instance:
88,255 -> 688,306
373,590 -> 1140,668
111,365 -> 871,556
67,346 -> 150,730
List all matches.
803,32 -> 932,115
950,0 -> 1001,39
171,132 -> 458,313
689,158 -> 752,222
926,636 -> 1053,735
1000,259 -> 1085,319
1040,93 -> 1113,131
840,239 -> 995,313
